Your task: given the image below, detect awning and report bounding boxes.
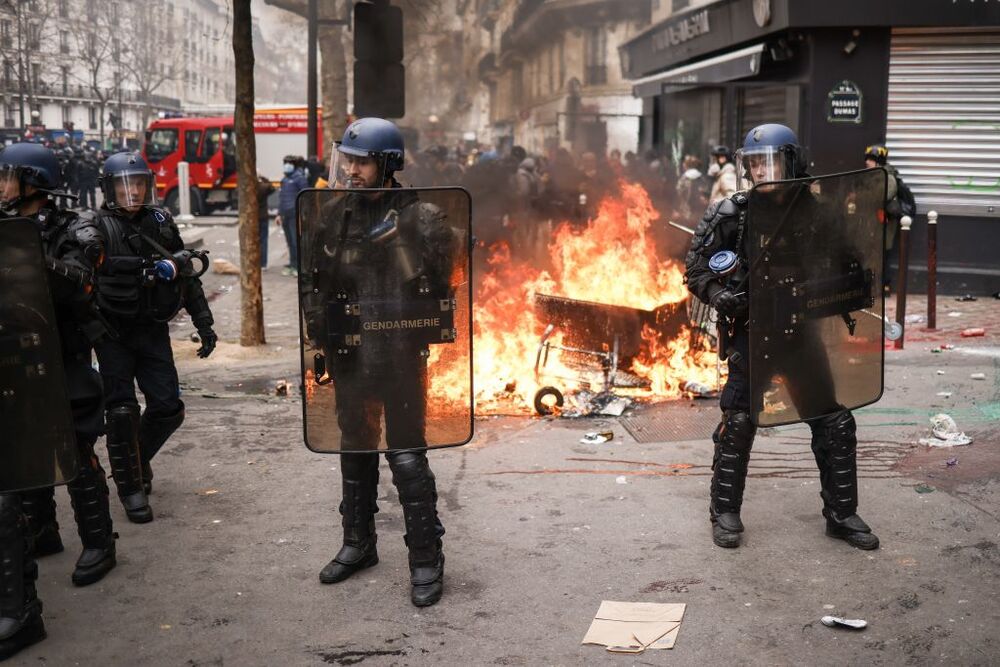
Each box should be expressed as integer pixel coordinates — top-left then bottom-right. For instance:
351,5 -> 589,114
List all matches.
631,43 -> 766,97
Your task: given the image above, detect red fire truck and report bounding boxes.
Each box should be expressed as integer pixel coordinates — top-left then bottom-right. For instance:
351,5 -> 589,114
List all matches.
142,106 -> 323,215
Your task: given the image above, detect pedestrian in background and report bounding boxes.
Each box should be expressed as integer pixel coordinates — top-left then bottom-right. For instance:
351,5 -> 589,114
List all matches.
708,145 -> 738,204
257,173 -> 275,271
275,155 -> 307,276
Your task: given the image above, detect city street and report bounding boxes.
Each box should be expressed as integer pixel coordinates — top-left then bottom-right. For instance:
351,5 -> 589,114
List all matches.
16,218 -> 1000,666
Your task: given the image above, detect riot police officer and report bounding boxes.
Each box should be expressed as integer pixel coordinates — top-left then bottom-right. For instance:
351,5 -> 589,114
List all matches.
302,118 -> 452,607
0,143 -> 117,661
685,124 -> 880,551
92,152 -> 217,523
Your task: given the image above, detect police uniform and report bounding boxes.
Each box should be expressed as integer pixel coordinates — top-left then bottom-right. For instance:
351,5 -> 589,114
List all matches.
93,204 -> 214,520
302,181 -> 454,607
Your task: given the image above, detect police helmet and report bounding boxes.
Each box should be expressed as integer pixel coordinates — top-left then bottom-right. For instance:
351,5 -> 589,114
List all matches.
0,142 -> 64,209
864,144 -> 888,166
734,123 -> 806,186
100,151 -> 158,210
329,117 -> 405,188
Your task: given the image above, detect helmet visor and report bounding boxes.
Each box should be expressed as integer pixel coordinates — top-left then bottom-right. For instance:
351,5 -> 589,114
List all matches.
735,146 -> 789,187
104,172 -> 157,209
328,145 -> 392,189
0,164 -> 24,207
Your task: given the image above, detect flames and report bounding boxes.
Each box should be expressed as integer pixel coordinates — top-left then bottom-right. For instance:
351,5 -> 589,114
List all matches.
427,180 -> 718,414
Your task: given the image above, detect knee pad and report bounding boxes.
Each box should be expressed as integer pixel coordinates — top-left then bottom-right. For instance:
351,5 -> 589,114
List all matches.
106,404 -> 140,442
387,451 -> 435,499
340,452 -> 380,483
720,410 -> 756,451
812,410 -> 857,452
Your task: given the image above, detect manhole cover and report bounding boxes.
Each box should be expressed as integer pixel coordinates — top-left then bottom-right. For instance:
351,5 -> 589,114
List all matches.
621,402 -> 718,443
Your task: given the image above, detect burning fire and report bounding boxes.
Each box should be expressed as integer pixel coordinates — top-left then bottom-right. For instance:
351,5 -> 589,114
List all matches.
428,180 -> 718,414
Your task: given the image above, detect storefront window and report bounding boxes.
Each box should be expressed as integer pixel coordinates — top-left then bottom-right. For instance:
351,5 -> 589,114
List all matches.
658,87 -> 723,171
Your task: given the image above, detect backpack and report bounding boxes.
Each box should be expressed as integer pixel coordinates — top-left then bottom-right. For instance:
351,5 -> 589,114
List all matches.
896,175 -> 917,218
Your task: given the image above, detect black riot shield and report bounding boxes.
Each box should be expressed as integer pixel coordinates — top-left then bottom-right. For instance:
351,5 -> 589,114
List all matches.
745,168 -> 887,427
0,218 -> 79,492
297,187 -> 473,453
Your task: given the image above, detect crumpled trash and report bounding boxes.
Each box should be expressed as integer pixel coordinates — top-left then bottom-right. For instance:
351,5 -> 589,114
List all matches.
918,413 -> 972,447
948,311 -> 963,318
274,380 -> 289,396
935,391 -> 952,398
970,372 -> 986,380
915,483 -> 936,494
821,616 -> 867,630
682,380 -> 716,398
212,258 -> 241,275
944,457 -> 958,467
955,294 -> 977,302
961,328 -> 986,338
581,431 -> 614,445
905,314 -> 925,324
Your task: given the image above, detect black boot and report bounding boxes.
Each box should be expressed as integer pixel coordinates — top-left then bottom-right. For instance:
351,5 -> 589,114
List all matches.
138,404 -> 185,497
0,494 -> 47,661
319,454 -> 379,584
105,405 -> 153,524
709,411 -> 755,549
66,448 -> 117,587
389,452 -> 445,607
19,488 -> 62,558
810,410 -> 880,551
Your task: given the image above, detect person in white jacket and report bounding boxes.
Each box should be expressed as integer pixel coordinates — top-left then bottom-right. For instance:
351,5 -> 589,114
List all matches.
708,145 -> 738,203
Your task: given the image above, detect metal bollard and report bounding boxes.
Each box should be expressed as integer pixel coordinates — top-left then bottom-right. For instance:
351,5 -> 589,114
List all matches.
894,215 -> 913,349
927,210 -> 938,330
177,161 -> 194,221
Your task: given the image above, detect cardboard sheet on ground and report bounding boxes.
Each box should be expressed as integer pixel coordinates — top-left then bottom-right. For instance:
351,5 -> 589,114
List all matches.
582,601 -> 686,652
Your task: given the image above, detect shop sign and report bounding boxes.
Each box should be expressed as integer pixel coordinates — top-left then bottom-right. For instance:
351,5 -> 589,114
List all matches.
652,9 -> 711,53
827,80 -> 863,124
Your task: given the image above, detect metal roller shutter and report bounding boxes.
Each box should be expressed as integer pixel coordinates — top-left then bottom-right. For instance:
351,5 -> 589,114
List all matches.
887,28 -> 1000,218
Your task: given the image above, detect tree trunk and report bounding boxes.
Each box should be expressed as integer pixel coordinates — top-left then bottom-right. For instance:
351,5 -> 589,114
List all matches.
233,0 -> 266,346
319,0 -> 348,154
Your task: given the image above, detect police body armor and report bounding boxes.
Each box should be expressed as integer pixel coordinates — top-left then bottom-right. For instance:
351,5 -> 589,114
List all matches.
94,206 -> 209,323
298,186 -> 473,453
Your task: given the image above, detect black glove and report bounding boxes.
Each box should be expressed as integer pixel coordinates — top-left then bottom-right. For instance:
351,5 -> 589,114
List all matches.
196,327 -> 217,358
711,289 -> 748,319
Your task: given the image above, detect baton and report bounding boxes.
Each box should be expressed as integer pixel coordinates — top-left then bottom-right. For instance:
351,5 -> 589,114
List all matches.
667,220 -> 695,235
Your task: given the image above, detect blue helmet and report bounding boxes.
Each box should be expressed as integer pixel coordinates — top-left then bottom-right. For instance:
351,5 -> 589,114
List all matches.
735,123 -> 806,185
0,142 -> 64,209
337,117 -> 405,173
100,151 -> 158,210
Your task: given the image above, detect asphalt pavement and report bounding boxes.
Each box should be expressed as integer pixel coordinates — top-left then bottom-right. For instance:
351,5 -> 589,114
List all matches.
15,216 -> 1000,666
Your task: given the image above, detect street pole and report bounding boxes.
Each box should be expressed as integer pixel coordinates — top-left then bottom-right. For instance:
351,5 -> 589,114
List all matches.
177,162 -> 194,221
894,215 -> 913,350
307,0 -> 318,158
926,210 -> 938,330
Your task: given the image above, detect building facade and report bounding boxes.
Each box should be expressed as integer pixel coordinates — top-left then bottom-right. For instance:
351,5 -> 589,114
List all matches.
621,0 -> 1000,290
0,0 -> 236,147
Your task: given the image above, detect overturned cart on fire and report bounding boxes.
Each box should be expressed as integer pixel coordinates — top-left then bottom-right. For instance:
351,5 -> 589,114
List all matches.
530,293 -> 711,415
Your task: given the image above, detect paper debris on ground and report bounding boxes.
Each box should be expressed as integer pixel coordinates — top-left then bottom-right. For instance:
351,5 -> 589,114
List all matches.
598,397 -> 631,417
212,258 -> 241,275
582,601 -> 686,653
580,431 -> 614,445
918,413 -> 972,447
821,616 -> 867,630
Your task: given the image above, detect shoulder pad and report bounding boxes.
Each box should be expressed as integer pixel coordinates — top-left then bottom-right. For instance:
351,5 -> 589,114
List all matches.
703,197 -> 740,223
730,191 -> 749,208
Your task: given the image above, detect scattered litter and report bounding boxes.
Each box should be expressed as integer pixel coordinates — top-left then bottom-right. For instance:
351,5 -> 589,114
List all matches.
212,519 -> 222,524
821,616 -> 867,630
945,457 -> 958,467
822,604 -> 836,610
582,601 -> 686,653
198,489 -> 219,496
160,624 -> 172,630
214,285 -> 233,294
955,295 -> 978,302
948,311 -> 963,318
905,314 -> 925,324
970,372 -> 986,381
918,413 -> 972,447
930,349 -> 942,354
941,344 -> 956,350
580,431 -> 614,445
914,484 -> 935,494
935,392 -> 952,398
961,328 -> 986,338
936,370 -> 946,375
215,239 -> 228,245
598,397 -> 631,417
615,476 -> 628,485
274,379 -> 290,396
212,258 -> 241,275
682,380 -> 715,398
